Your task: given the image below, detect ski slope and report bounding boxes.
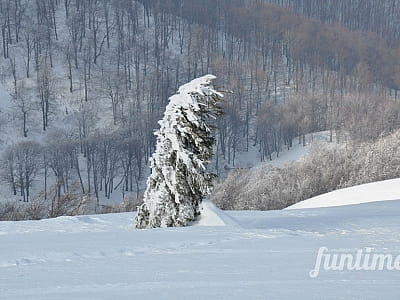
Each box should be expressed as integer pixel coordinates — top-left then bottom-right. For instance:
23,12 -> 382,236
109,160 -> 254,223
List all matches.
287,178 -> 400,210
1,200 -> 400,299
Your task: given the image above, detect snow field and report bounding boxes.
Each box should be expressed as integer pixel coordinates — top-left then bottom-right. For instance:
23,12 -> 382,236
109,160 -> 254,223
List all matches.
2,199 -> 400,299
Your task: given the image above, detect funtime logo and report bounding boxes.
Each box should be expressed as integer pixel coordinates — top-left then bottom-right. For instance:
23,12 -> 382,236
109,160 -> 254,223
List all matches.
309,247 -> 400,278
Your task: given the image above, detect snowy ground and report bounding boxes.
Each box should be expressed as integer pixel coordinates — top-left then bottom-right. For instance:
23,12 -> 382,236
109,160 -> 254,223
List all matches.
1,199 -> 400,299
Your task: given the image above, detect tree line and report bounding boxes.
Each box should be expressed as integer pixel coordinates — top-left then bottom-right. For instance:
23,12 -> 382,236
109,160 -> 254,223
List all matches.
1,129 -> 146,205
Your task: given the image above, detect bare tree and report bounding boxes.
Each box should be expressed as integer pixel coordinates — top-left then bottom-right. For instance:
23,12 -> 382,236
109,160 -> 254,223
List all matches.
12,80 -> 35,137
36,58 -> 54,131
10,141 -> 42,202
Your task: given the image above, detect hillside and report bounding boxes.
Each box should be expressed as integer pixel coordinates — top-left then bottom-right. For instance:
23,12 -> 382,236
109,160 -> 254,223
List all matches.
1,199 -> 400,299
212,129 -> 400,211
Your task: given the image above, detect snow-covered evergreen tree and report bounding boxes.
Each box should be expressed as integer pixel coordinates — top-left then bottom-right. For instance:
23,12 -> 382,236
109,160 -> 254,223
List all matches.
135,75 -> 223,229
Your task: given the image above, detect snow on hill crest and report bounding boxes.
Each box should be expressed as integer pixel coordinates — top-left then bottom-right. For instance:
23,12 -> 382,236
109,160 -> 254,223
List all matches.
286,178 -> 400,210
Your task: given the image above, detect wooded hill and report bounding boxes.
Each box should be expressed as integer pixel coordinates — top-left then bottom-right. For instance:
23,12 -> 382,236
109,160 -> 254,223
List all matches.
0,0 -> 399,218
140,0 -> 400,91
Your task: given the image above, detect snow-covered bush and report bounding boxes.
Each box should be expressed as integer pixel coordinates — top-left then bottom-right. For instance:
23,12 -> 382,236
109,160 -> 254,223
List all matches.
212,130 -> 400,210
0,183 -> 94,221
116,195 -> 144,213
135,75 -> 223,228
0,201 -> 24,221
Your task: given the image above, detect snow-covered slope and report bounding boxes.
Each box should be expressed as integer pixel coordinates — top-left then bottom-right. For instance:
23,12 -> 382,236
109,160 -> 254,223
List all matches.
230,131 -> 333,169
286,178 -> 400,210
1,200 -> 400,299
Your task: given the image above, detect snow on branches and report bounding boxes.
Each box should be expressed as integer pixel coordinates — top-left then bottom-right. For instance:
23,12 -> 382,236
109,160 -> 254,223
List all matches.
135,75 -> 223,229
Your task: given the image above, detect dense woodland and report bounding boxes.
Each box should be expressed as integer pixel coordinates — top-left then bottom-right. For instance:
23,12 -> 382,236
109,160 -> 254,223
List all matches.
0,0 -> 400,219
261,0 -> 400,46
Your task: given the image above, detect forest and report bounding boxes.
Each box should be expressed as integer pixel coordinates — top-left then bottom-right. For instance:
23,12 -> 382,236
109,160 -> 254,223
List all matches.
0,0 -> 400,219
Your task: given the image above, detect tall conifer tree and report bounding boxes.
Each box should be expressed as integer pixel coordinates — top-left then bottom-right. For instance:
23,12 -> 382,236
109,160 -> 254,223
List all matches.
135,75 -> 223,229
